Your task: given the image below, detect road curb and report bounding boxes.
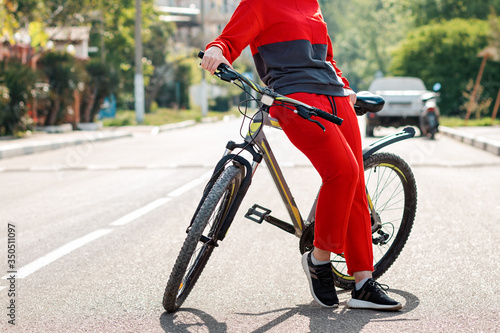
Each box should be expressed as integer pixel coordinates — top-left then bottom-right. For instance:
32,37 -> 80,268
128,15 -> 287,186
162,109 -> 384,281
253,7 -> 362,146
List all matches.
151,116 -> 233,134
439,126 -> 500,156
152,119 -> 197,134
0,116 -> 236,160
0,131 -> 132,160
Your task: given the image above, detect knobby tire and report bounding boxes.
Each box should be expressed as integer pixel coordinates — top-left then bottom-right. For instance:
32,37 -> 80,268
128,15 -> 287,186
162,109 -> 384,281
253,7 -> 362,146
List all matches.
163,165 -> 243,312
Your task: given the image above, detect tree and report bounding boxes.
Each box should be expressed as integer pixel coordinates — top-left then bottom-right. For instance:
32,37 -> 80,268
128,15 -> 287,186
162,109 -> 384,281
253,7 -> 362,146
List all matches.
80,60 -> 118,123
319,0 -> 410,90
0,61 -> 37,135
400,0 -> 500,26
157,57 -> 200,110
86,0 -> 174,111
390,18 -> 500,115
317,0 -> 500,94
39,51 -> 81,126
143,20 -> 175,112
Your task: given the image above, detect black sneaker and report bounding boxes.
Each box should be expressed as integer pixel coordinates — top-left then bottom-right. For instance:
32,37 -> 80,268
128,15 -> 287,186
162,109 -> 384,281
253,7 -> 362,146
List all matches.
347,278 -> 402,310
301,251 -> 339,307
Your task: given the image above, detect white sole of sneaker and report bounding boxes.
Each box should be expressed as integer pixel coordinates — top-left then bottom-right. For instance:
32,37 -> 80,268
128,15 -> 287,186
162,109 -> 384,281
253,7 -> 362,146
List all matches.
346,298 -> 402,311
301,252 -> 339,308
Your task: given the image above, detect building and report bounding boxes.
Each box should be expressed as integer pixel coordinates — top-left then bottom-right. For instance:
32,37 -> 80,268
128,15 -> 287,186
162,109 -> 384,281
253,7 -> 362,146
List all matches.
45,26 -> 91,60
155,0 -> 245,110
156,0 -> 239,47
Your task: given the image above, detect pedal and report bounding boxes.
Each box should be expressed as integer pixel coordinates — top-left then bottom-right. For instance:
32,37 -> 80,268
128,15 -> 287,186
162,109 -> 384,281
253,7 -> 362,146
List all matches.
245,204 -> 296,234
244,204 -> 271,224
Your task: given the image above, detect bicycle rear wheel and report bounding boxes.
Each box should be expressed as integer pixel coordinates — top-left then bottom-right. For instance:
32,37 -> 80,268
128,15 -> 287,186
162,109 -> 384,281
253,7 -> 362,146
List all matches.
299,152 -> 417,289
331,152 -> 417,288
163,165 -> 244,312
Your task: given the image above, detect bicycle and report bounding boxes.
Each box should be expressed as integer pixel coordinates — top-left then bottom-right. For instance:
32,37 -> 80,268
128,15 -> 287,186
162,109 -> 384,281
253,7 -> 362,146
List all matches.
163,51 -> 417,313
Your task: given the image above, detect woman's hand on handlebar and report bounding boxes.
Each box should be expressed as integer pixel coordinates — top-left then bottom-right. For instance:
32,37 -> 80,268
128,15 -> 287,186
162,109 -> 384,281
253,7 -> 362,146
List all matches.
346,89 -> 357,105
200,46 -> 233,75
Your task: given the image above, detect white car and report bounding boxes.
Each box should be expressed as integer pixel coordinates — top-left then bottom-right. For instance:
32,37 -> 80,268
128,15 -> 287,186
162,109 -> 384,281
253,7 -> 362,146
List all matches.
365,77 -> 440,138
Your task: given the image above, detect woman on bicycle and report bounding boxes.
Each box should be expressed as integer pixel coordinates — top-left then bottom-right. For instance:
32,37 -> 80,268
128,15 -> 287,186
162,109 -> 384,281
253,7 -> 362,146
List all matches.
201,0 -> 402,310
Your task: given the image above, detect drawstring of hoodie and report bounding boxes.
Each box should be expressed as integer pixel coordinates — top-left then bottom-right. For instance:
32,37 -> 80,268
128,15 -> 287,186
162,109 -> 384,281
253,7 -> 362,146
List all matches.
327,96 -> 337,116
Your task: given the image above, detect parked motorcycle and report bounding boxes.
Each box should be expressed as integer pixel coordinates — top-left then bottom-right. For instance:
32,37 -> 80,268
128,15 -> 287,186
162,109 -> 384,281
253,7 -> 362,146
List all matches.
419,83 -> 441,140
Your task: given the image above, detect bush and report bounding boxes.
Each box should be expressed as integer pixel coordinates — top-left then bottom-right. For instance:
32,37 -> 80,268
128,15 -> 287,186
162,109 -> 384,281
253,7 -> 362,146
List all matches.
38,51 -> 82,126
210,95 -> 231,112
0,84 -> 10,135
0,61 -> 36,136
390,18 -> 500,116
156,57 -> 200,109
80,60 -> 119,123
102,110 -> 136,126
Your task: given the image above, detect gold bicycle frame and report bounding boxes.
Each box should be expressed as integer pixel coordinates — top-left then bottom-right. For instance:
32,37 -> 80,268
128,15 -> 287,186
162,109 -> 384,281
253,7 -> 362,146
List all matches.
222,108 -> 312,237
218,104 -> 414,239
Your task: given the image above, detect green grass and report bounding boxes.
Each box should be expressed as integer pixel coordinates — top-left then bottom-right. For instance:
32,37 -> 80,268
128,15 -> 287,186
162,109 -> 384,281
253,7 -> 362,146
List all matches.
440,116 -> 500,127
104,111 -> 500,128
102,107 -> 240,127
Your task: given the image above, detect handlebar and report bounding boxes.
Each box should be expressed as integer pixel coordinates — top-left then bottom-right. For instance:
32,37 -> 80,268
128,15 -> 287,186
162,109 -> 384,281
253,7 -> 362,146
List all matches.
198,51 -> 343,129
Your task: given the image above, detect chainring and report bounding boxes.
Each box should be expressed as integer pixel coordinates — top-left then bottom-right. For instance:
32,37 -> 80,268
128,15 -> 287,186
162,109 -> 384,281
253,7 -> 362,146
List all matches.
299,222 -> 315,254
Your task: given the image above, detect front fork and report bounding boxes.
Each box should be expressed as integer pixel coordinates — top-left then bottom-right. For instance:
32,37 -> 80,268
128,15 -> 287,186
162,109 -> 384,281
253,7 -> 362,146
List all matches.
211,141 -> 263,241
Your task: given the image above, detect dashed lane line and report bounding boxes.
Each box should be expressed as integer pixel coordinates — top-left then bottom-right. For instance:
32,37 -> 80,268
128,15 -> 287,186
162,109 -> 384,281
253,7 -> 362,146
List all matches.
2,229 -> 113,280
0,163 -> 314,172
1,171 -> 213,280
109,198 -> 172,226
108,171 -> 212,226
167,171 -> 212,197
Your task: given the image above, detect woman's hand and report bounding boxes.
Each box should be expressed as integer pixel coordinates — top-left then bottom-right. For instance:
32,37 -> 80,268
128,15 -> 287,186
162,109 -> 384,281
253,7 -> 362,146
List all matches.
200,46 -> 232,75
347,89 -> 357,105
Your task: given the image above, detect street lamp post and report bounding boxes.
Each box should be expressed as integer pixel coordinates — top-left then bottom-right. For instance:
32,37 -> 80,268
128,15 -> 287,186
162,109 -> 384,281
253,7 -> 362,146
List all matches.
134,0 -> 145,124
200,0 -> 208,117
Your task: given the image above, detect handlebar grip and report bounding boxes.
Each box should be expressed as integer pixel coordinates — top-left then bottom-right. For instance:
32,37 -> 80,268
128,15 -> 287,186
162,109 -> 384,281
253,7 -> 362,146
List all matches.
198,50 -> 230,72
314,108 -> 343,126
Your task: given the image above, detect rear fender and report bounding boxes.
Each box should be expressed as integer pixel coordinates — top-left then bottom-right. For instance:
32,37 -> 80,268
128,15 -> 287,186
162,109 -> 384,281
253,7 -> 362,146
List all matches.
362,127 -> 416,160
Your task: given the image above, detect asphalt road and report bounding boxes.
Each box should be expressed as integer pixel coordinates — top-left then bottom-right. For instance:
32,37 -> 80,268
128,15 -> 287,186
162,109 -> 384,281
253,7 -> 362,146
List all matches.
1,117 -> 499,332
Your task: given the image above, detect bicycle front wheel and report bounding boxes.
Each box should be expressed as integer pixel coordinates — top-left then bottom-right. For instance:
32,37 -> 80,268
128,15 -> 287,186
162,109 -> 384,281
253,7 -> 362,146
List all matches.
163,165 -> 244,312
331,152 -> 417,289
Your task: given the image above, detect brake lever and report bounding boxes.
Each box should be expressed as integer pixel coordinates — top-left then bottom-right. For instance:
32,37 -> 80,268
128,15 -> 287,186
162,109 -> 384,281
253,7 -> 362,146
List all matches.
215,66 -> 239,82
307,118 -> 326,132
295,106 -> 326,132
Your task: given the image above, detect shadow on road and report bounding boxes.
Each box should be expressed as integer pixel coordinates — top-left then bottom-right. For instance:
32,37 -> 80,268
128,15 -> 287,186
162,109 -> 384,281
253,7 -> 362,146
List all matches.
160,308 -> 228,332
159,289 -> 419,333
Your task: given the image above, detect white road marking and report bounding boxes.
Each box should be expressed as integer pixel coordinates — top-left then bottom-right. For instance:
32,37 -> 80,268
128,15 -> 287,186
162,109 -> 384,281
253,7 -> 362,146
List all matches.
0,164 -> 315,172
87,165 -> 120,170
109,197 -> 172,226
2,229 -> 113,280
109,171 -> 212,226
0,171 -> 212,282
167,171 -> 212,197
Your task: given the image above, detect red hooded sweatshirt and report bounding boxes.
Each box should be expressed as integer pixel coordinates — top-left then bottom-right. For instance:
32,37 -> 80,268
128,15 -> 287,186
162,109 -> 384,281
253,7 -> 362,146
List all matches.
207,0 -> 350,97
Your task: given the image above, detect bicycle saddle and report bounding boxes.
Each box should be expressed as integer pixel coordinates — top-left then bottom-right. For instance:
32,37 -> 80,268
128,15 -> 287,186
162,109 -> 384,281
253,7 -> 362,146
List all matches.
354,91 -> 385,115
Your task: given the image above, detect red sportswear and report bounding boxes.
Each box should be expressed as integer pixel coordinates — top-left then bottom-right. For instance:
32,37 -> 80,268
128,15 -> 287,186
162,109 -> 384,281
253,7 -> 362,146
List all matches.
207,0 -> 374,276
207,0 -> 351,97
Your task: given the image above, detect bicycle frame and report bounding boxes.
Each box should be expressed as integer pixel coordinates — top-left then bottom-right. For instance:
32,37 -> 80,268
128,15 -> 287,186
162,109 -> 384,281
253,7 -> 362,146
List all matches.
219,106 -> 306,237
220,107 -> 416,239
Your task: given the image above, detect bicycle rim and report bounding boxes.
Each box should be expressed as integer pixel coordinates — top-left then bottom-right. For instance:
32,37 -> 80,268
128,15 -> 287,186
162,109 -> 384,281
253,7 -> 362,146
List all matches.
163,165 -> 243,312
331,152 -> 417,288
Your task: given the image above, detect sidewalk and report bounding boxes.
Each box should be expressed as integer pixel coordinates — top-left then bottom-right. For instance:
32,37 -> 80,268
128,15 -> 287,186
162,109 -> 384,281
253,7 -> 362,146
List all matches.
0,120 -> 197,160
439,125 -> 500,156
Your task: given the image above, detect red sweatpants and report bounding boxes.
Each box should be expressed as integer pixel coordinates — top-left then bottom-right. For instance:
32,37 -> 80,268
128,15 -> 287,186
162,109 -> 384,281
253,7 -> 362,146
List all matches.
270,92 -> 374,275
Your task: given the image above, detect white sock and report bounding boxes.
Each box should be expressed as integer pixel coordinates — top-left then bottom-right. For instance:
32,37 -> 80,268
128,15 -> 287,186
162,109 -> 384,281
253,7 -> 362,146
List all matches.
355,278 -> 370,290
310,251 -> 330,266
